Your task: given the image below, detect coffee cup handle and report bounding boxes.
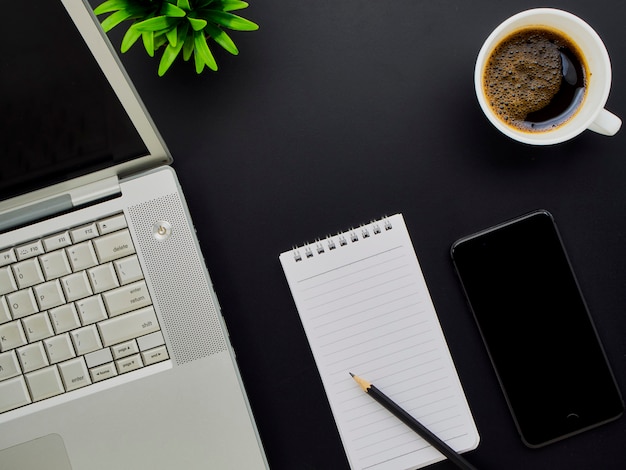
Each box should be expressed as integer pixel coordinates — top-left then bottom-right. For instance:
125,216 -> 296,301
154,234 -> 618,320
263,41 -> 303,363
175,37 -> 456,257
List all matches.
588,109 -> 622,136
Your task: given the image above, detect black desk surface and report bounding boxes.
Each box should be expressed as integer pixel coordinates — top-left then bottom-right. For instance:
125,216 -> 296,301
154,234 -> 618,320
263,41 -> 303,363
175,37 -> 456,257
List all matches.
99,0 -> 626,467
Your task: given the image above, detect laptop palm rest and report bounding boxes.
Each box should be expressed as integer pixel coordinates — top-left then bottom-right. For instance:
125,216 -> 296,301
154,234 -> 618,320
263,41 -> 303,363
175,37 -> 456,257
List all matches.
0,434 -> 72,470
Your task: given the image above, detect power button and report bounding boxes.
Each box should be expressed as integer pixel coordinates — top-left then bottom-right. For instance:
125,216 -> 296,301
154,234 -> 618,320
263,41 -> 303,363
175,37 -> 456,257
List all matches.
152,220 -> 172,241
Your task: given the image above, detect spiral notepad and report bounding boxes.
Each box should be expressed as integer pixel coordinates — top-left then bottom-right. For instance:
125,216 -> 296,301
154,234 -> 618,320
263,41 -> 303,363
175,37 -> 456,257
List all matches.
279,214 -> 479,470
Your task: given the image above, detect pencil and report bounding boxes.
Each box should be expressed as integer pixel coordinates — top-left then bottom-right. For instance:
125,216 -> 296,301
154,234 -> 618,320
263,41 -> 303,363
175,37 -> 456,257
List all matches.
350,373 -> 477,470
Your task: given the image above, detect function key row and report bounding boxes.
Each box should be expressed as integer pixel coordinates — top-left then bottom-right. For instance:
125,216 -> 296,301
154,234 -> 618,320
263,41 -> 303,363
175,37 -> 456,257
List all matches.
0,214 -> 128,266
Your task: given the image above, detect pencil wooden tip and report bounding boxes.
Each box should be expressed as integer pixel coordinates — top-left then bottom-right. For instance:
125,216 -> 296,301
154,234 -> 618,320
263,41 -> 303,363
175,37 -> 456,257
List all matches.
350,373 -> 371,392
349,372 -> 355,377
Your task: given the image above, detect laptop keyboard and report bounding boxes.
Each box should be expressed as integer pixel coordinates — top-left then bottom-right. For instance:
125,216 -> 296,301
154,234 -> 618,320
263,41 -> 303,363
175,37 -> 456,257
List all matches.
0,213 -> 169,414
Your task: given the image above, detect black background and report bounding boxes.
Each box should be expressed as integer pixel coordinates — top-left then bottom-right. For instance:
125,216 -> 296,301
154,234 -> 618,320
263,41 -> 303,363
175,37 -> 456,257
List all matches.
90,0 -> 626,468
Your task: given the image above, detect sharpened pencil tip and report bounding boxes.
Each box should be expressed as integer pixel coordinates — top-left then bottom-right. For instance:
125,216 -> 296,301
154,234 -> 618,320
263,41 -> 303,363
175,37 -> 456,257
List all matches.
349,372 -> 354,377
350,373 -> 371,392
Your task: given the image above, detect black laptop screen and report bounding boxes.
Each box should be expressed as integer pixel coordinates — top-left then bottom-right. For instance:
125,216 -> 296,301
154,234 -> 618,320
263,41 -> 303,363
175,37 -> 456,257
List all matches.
0,1 -> 148,201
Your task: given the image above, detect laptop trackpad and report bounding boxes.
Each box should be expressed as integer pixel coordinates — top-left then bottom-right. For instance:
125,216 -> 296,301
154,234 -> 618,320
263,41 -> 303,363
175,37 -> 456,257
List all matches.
0,434 -> 72,470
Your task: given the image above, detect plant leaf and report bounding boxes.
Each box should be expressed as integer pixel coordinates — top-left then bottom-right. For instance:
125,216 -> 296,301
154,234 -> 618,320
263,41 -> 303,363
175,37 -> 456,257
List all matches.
205,10 -> 258,31
135,15 -> 178,32
177,0 -> 192,10
194,31 -> 217,71
100,9 -> 134,32
194,49 -> 205,74
219,1 -> 250,12
158,41 -> 184,76
188,17 -> 207,31
121,23 -> 142,52
153,33 -> 169,53
161,3 -> 187,17
205,23 -> 238,55
158,23 -> 190,75
94,0 -> 130,15
182,32 -> 195,61
166,26 -> 178,46
195,0 -> 215,8
175,22 -> 190,50
142,31 -> 155,56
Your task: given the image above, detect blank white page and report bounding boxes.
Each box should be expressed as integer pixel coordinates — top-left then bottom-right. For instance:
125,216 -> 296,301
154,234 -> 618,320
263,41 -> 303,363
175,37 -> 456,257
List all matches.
279,214 -> 479,470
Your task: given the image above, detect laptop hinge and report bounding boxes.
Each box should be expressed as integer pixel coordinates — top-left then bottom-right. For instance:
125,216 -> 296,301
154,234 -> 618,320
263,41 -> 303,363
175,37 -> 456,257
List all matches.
68,176 -> 121,206
0,176 -> 121,233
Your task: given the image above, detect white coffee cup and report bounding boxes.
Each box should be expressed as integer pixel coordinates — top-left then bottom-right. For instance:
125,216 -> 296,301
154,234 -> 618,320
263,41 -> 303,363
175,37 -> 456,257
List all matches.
475,8 -> 621,145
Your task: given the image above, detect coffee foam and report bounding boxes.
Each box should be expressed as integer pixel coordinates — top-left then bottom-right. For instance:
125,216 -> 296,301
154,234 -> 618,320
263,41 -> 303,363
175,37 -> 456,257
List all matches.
483,28 -> 579,131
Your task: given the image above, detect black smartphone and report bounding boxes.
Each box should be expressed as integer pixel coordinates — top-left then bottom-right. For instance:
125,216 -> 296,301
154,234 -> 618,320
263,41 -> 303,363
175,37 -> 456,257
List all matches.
451,210 -> 623,448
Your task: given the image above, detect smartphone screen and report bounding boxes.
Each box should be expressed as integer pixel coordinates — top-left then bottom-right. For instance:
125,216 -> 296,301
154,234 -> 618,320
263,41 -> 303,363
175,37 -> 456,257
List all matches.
451,210 -> 623,447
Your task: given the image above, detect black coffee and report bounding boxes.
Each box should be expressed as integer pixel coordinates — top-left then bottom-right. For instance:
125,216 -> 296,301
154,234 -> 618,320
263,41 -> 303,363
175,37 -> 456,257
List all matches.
483,27 -> 587,132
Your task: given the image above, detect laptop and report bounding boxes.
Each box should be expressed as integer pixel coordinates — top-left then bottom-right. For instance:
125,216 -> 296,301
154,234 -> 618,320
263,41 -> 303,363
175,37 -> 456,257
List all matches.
0,1 -> 268,469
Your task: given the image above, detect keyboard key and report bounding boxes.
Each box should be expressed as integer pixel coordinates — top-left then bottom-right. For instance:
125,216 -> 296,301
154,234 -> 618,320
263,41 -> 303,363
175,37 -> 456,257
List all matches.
87,263 -> 119,293
42,231 -> 72,252
0,248 -> 17,268
6,288 -> 39,319
39,249 -> 72,280
12,258 -> 45,289
0,376 -> 31,413
75,295 -> 108,326
70,325 -> 102,356
96,214 -> 127,235
15,240 -> 44,261
113,255 -> 143,285
111,339 -> 139,359
98,306 -> 160,347
33,279 -> 66,311
90,362 -> 117,383
58,357 -> 91,392
66,241 -> 98,272
43,333 -> 76,364
102,280 -> 151,317
49,304 -> 81,334
116,354 -> 143,374
22,312 -> 54,342
141,345 -> 169,366
0,266 -> 17,295
85,347 -> 113,368
70,223 -> 99,243
137,331 -> 165,351
0,320 -> 27,352
0,350 -> 21,380
0,297 -> 12,324
17,342 -> 49,373
60,271 -> 93,302
26,365 -> 64,401
93,229 -> 136,264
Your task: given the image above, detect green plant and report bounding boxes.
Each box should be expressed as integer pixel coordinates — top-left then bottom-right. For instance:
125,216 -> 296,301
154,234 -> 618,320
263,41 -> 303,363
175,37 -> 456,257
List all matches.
94,0 -> 259,76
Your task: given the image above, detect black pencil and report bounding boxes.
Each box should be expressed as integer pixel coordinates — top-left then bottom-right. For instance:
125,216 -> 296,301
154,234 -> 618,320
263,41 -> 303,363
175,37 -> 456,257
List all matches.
350,373 -> 477,470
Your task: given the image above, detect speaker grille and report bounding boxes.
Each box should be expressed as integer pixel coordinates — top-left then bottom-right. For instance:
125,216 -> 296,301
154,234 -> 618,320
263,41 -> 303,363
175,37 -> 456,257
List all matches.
127,193 -> 227,365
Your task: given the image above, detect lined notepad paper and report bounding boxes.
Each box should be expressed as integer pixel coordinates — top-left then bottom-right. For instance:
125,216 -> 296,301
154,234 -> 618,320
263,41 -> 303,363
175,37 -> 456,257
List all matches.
279,214 -> 479,470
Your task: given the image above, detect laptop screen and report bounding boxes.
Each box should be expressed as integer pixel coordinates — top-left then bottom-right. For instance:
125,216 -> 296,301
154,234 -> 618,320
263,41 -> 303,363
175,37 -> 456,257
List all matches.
0,1 -> 148,201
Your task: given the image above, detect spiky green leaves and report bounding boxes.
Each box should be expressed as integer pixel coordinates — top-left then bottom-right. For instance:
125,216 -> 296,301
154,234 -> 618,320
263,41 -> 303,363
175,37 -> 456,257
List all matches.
93,0 -> 258,76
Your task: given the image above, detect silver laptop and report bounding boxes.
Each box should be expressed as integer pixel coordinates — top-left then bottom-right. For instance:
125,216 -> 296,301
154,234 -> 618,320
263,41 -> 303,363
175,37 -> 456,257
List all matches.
0,1 -> 268,469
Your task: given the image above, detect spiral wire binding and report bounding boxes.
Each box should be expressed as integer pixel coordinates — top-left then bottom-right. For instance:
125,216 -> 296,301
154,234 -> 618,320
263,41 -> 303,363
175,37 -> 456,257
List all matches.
292,216 -> 393,262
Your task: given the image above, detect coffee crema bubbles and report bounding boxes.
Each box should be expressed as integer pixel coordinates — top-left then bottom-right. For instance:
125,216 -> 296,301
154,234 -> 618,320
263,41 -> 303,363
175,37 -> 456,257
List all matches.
483,27 -> 588,133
